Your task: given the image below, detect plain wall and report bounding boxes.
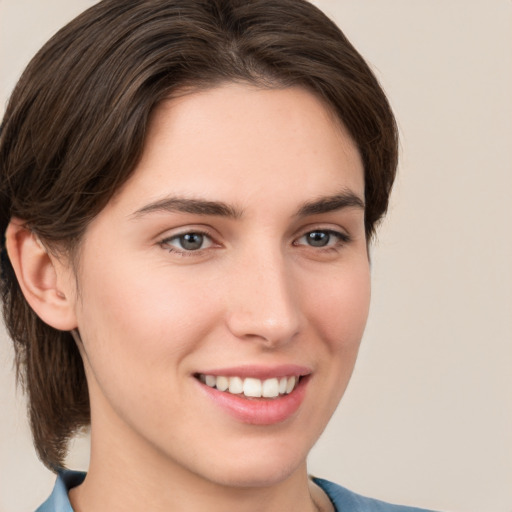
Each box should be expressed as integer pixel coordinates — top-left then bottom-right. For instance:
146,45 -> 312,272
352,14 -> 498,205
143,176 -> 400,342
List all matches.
1,1 -> 511,511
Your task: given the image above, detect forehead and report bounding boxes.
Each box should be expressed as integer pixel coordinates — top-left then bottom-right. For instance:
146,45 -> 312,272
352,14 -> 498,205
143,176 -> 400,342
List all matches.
107,84 -> 364,217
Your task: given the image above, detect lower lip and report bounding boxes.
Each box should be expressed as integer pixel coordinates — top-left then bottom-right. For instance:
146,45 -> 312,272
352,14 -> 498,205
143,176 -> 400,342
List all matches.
197,376 -> 309,425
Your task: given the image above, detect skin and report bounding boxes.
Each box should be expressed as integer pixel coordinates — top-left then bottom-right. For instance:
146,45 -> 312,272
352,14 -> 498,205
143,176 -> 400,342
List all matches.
8,84 -> 370,512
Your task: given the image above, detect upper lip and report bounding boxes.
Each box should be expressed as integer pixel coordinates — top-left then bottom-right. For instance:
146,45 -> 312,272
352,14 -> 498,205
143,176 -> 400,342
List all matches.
195,364 -> 312,380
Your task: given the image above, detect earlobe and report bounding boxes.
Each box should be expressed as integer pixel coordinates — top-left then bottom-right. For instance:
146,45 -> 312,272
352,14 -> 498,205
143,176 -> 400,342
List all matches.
5,219 -> 78,331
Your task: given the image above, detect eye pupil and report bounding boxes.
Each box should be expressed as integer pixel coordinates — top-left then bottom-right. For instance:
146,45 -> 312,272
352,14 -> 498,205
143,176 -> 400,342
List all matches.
307,231 -> 329,247
180,233 -> 204,250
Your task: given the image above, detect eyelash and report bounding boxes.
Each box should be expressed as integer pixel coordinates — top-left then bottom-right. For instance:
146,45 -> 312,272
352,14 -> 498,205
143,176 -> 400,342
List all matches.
293,229 -> 351,251
159,228 -> 351,256
159,229 -> 215,257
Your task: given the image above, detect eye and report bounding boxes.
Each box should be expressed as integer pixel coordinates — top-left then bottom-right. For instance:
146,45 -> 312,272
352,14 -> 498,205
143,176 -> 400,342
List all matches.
162,231 -> 214,252
295,229 -> 349,248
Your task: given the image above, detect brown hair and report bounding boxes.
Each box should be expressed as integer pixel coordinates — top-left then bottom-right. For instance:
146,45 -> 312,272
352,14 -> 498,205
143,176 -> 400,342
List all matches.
0,0 -> 398,471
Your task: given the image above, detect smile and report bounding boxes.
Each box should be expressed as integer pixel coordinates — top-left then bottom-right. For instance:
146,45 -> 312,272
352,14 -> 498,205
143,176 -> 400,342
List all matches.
197,374 -> 299,398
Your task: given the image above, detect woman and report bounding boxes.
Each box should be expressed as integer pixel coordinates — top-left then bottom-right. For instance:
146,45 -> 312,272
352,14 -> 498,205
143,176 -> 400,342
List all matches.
0,1 -> 437,511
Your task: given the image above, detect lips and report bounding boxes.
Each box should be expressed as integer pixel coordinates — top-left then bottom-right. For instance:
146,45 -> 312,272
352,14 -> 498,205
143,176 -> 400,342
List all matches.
195,366 -> 311,425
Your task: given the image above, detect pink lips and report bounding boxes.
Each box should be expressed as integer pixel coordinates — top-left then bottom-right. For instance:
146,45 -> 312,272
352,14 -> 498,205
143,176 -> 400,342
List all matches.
195,365 -> 311,425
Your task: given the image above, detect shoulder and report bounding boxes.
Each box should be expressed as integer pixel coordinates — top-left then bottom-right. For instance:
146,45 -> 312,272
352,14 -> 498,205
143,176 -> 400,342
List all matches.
35,470 -> 85,512
313,477 -> 439,512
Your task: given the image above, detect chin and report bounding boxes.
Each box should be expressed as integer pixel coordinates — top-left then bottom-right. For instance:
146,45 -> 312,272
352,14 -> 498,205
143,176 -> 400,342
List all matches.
190,437 -> 310,489
207,459 -> 305,489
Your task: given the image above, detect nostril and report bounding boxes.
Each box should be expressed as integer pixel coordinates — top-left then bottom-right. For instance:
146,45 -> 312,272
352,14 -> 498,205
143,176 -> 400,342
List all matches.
225,308 -> 301,347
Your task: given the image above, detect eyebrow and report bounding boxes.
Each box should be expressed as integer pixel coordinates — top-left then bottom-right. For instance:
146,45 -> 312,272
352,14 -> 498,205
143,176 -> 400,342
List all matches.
131,189 -> 364,220
131,197 -> 243,219
296,190 -> 365,217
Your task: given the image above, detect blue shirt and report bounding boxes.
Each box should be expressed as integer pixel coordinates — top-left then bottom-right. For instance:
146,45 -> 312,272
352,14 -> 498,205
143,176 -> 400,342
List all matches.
36,470 -> 438,511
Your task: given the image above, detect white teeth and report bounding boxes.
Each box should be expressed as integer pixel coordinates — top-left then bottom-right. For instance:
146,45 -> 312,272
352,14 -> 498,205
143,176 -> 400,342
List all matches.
205,375 -> 216,387
285,376 -> 296,394
216,376 -> 229,392
243,378 -> 262,397
199,374 -> 300,398
228,376 -> 243,394
262,378 -> 279,398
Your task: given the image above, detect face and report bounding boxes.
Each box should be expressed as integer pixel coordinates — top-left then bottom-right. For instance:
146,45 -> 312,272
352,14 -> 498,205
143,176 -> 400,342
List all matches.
67,84 -> 370,488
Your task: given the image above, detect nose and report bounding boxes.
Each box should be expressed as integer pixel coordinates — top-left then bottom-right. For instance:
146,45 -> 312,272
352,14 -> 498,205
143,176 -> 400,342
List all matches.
224,247 -> 301,347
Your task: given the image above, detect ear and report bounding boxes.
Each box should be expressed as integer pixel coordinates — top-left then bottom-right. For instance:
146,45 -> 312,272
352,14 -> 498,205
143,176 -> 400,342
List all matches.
5,219 -> 78,331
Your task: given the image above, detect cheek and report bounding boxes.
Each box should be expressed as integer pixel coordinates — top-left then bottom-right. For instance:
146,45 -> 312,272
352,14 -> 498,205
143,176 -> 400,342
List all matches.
74,256 -> 222,382
295,260 -> 370,436
305,261 -> 371,354
73,259 -> 225,436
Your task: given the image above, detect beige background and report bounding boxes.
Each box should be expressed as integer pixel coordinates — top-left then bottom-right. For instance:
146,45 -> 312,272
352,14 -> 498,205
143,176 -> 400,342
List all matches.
1,1 -> 511,511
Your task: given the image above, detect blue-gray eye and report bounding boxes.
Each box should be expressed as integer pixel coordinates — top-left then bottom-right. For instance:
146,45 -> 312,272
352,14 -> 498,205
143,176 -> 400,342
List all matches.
305,231 -> 331,247
163,232 -> 213,252
177,233 -> 205,250
295,229 -> 349,248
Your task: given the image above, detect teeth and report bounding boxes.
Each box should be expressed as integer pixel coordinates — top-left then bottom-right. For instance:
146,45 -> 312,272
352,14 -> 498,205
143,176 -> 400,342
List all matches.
262,378 -> 279,398
285,376 -> 296,394
216,376 -> 229,392
243,378 -> 262,397
278,377 -> 287,394
205,375 -> 216,387
229,376 -> 243,394
200,374 -> 300,398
